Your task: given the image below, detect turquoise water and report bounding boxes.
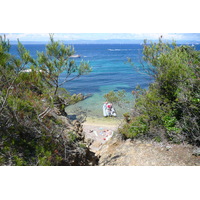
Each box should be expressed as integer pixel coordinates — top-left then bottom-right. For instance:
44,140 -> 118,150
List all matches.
64,44 -> 151,95
65,84 -> 134,119
11,43 -> 200,118
63,44 -> 151,118
10,43 -> 151,118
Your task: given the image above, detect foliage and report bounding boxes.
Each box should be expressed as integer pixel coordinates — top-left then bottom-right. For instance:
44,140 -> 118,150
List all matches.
103,90 -> 129,107
123,112 -> 131,123
120,38 -> 200,145
119,115 -> 149,138
69,93 -> 85,104
36,34 -> 92,95
0,35 -> 92,165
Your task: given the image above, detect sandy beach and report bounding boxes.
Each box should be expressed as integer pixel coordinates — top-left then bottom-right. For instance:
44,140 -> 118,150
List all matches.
82,117 -> 123,152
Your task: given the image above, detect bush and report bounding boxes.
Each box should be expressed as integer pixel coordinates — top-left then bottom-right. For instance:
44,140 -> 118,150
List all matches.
121,38 -> 200,145
0,35 -> 93,166
119,115 -> 149,138
104,90 -> 129,107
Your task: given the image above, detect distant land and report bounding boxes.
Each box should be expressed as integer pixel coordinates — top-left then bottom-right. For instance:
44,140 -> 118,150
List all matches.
9,39 -> 200,45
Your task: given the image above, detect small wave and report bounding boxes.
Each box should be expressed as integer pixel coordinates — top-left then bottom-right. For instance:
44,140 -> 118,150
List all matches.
108,49 -> 132,51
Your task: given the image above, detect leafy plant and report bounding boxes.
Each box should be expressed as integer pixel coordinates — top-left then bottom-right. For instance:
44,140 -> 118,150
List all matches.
120,37 -> 200,145
0,35 -> 93,166
36,34 -> 92,96
104,90 -> 129,107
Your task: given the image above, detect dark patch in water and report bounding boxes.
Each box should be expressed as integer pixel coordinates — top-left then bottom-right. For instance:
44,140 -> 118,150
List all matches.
67,115 -> 77,120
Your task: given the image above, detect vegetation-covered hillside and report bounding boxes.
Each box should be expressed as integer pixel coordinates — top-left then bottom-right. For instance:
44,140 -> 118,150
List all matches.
0,35 -> 95,166
119,38 -> 200,145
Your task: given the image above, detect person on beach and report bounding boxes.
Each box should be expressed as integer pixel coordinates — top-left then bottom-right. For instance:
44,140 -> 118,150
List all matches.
103,102 -> 117,117
106,103 -> 112,116
111,106 -> 116,117
103,102 -> 109,117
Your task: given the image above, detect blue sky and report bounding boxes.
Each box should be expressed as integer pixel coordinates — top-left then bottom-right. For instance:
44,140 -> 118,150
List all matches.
2,33 -> 200,42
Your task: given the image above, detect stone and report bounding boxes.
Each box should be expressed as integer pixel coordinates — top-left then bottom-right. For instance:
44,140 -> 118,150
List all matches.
85,138 -> 94,147
135,140 -> 142,144
166,146 -> 172,151
192,148 -> 200,156
91,141 -> 102,150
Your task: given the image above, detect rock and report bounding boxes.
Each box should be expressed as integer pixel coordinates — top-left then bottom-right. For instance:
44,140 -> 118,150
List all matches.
125,139 -> 132,145
135,140 -> 142,144
77,93 -> 84,100
90,141 -> 102,151
85,138 -> 94,147
70,93 -> 85,103
166,145 -> 172,151
72,120 -> 78,125
192,148 -> 200,156
44,99 -> 99,166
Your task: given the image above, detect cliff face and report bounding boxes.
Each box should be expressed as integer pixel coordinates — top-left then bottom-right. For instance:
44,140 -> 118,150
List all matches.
95,134 -> 200,166
50,107 -> 99,166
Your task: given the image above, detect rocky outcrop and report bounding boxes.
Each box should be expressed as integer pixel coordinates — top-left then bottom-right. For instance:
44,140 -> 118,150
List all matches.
53,93 -> 91,116
96,133 -> 200,166
48,107 -> 99,166
72,120 -> 84,136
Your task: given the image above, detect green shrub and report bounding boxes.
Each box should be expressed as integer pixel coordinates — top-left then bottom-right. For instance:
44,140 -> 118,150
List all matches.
104,90 -> 129,107
0,35 -> 92,166
123,112 -> 131,123
119,115 -> 149,138
121,38 -> 200,145
68,131 -> 77,143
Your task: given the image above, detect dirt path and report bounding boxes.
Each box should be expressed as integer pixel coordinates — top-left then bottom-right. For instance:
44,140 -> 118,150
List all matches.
96,138 -> 200,166
82,118 -> 200,166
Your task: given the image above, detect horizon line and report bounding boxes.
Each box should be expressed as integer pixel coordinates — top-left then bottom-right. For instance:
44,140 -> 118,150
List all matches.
9,38 -> 200,44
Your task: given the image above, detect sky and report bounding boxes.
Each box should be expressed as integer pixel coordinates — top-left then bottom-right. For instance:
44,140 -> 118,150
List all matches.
2,33 -> 200,43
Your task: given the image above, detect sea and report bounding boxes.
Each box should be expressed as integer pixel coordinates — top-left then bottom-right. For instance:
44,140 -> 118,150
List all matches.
10,43 -> 200,119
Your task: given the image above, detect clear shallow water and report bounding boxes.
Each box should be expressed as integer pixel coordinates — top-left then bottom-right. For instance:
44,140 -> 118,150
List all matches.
65,84 -> 134,119
61,44 -> 151,118
10,43 -> 200,118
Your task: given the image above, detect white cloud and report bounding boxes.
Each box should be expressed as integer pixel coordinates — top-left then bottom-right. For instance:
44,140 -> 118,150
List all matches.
3,33 -> 49,41
2,33 -> 199,42
128,33 -> 184,40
